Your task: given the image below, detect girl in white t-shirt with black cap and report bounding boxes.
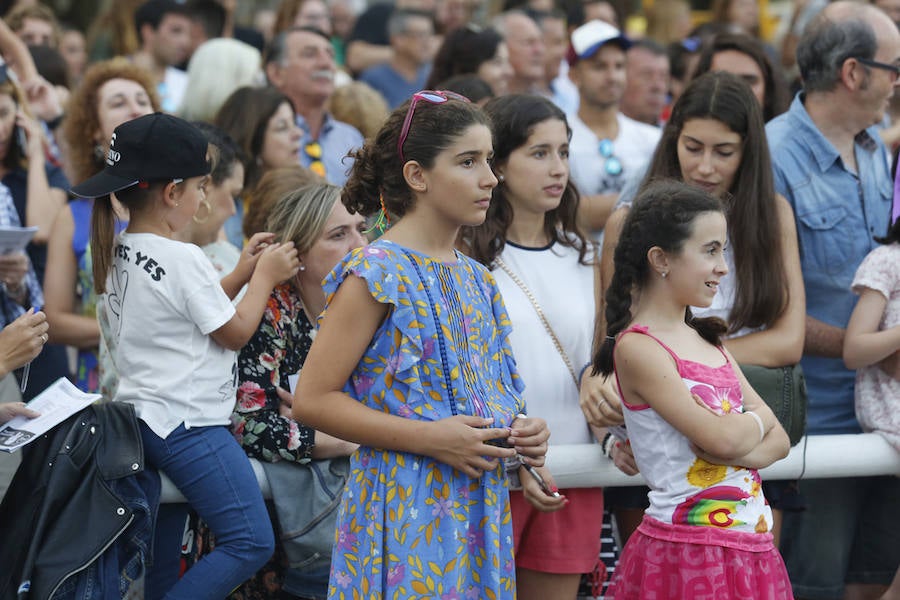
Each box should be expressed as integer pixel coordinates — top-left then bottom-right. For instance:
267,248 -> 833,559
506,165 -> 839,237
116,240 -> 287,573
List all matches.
70,113 -> 300,599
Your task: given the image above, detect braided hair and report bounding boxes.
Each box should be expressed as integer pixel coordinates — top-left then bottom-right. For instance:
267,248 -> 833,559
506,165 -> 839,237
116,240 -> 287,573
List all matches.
595,181 -> 728,376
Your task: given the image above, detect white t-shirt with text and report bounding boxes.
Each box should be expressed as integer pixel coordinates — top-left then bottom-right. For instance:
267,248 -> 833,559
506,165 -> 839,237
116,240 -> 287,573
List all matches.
102,232 -> 237,438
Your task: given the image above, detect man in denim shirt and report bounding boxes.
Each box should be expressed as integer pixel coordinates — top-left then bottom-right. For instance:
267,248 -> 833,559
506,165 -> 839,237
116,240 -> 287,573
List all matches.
766,3 -> 900,598
265,26 -> 364,187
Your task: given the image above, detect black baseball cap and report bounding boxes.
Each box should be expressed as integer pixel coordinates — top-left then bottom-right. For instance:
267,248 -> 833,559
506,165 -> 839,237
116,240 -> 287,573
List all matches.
71,113 -> 210,199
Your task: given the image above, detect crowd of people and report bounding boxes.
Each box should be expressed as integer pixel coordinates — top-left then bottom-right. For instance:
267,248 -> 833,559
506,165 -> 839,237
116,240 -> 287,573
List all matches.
0,0 -> 897,598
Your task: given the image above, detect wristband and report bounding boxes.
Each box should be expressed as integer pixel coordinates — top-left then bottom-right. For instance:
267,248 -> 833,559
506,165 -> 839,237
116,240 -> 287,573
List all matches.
601,432 -> 615,459
745,410 -> 765,443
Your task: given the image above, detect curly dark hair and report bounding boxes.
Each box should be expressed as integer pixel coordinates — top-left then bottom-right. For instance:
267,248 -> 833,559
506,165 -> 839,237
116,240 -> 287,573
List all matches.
341,94 -> 489,220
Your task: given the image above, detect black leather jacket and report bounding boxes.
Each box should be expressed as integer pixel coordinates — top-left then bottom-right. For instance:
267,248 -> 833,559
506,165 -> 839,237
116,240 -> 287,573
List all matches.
0,402 -> 160,600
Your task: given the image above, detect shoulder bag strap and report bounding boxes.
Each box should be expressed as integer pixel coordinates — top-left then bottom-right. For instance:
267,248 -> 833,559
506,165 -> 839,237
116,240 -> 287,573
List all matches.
494,256 -> 578,388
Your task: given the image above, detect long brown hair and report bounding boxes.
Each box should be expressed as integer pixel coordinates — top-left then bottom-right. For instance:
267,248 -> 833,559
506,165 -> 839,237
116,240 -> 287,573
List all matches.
465,93 -> 590,268
639,71 -> 788,332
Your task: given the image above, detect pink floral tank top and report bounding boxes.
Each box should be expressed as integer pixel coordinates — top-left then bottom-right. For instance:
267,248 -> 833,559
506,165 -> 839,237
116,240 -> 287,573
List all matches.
615,325 -> 773,535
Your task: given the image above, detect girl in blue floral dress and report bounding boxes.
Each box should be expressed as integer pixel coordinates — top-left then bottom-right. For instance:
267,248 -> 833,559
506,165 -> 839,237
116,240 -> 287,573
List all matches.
294,92 -> 553,600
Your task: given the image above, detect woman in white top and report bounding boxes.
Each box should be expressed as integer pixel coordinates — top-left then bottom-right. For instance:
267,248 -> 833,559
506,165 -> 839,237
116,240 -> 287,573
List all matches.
467,93 -> 600,600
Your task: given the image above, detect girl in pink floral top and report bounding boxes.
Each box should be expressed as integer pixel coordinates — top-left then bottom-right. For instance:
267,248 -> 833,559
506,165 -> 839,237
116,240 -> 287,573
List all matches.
596,182 -> 791,598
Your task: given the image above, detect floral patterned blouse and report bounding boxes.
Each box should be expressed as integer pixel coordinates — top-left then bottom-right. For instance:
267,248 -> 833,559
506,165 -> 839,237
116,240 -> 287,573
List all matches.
324,240 -> 525,600
232,282 -> 316,463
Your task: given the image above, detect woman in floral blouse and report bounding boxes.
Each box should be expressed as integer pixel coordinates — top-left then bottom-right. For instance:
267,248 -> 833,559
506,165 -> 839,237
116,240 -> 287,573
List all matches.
231,182 -> 366,599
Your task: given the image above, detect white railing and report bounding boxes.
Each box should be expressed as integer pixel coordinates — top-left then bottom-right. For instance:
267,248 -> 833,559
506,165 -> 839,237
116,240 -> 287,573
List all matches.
160,433 -> 900,502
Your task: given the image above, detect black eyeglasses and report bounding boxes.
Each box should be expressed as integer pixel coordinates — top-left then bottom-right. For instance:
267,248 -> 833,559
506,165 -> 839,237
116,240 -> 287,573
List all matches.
855,57 -> 900,79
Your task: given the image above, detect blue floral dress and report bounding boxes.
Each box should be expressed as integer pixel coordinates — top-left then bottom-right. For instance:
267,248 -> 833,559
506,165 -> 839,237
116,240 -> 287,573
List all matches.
323,240 -> 525,600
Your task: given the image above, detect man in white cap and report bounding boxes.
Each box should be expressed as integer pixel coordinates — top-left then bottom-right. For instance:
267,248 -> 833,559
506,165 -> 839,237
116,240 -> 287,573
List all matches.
566,20 -> 661,238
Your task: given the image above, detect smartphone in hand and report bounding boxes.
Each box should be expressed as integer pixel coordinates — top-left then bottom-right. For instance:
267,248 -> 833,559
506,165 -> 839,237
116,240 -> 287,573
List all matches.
15,126 -> 27,155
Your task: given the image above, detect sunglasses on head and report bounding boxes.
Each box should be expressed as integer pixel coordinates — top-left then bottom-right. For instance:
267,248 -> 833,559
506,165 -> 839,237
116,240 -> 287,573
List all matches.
397,90 -> 470,164
599,138 -> 623,177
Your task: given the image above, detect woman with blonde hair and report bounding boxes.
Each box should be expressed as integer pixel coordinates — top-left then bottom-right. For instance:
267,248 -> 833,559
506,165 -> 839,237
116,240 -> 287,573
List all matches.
229,182 -> 364,599
180,38 -> 262,124
243,165 -> 322,240
45,58 -> 158,394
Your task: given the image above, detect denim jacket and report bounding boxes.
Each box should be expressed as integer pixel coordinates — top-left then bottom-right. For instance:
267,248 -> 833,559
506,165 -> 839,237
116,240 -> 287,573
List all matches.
766,93 -> 893,435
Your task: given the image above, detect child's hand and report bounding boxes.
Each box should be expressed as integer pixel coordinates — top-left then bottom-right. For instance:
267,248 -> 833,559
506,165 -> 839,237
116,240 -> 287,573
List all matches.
610,438 -> 640,475
255,241 -> 300,287
509,414 -> 550,467
520,465 -> 567,512
425,415 -> 516,478
232,232 -> 276,283
276,386 -> 293,418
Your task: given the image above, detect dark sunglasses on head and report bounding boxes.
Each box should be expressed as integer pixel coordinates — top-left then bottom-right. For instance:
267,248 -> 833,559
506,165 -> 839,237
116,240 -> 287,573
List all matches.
397,90 -> 471,164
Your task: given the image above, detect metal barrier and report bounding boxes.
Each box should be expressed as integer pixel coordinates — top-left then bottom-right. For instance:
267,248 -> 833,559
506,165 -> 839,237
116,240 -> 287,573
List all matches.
160,433 -> 900,502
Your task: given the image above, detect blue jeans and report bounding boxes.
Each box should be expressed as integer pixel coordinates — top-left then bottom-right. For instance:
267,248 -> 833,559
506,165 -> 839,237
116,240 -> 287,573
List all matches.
780,476 -> 900,599
141,423 -> 274,600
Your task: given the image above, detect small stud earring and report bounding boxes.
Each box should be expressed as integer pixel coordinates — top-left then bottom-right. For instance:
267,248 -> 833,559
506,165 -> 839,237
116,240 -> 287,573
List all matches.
661,271 -> 668,279
497,174 -> 505,183
298,264 -> 306,271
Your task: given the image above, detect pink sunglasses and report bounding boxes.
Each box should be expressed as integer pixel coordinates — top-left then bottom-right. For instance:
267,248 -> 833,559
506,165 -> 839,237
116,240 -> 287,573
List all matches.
397,90 -> 470,164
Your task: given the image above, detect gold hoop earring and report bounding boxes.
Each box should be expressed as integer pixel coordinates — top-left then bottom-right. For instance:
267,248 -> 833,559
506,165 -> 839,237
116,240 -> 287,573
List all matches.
193,198 -> 212,223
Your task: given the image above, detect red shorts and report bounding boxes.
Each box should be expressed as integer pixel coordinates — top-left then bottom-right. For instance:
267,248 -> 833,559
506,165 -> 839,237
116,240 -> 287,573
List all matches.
510,487 -> 605,573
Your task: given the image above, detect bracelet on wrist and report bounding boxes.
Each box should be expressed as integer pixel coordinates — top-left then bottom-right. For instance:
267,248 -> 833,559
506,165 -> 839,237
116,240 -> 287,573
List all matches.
601,432 -> 615,459
745,410 -> 766,443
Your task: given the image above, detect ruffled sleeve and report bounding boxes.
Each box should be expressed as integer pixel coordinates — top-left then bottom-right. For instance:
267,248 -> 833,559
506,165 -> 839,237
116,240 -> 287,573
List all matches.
852,244 -> 897,301
322,243 -> 436,409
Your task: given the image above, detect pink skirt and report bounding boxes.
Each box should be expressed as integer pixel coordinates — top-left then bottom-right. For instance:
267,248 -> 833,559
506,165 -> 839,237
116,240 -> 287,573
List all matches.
609,515 -> 793,599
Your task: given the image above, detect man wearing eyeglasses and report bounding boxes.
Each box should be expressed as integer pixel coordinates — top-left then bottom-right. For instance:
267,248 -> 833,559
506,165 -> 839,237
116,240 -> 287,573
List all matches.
766,3 -> 900,599
265,26 -> 364,186
564,20 -> 661,238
